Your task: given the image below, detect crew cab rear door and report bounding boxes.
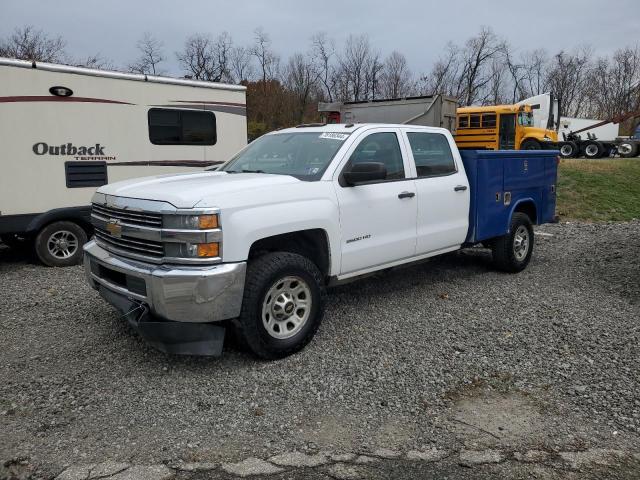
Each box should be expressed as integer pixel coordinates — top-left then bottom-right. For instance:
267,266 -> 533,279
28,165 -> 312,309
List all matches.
401,128 -> 470,255
333,128 -> 417,276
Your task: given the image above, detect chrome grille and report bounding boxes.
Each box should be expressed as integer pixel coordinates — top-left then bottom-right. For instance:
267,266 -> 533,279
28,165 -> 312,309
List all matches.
94,228 -> 164,259
92,203 -> 163,228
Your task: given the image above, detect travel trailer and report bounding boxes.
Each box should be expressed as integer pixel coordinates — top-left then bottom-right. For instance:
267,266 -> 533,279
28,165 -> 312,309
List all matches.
0,58 -> 247,266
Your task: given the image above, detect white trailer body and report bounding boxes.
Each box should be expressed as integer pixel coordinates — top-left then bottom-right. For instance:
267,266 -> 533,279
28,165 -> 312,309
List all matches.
0,58 -> 247,265
557,117 -> 619,141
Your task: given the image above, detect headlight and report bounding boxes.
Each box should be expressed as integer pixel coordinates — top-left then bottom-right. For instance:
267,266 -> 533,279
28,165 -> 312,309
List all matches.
165,242 -> 220,259
164,214 -> 219,230
542,136 -> 552,141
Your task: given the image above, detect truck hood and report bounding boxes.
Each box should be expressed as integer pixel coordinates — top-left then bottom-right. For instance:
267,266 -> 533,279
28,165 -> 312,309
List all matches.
98,171 -> 301,208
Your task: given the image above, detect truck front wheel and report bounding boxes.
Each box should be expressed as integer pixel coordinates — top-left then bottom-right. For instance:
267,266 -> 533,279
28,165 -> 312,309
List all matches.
34,221 -> 87,267
234,252 -> 326,359
520,139 -> 541,150
491,213 -> 534,273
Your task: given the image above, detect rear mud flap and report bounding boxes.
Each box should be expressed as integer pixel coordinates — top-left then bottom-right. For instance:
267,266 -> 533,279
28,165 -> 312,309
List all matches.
98,287 -> 225,357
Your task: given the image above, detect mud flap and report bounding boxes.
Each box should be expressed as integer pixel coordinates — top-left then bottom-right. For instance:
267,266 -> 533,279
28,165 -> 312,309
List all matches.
98,286 -> 225,356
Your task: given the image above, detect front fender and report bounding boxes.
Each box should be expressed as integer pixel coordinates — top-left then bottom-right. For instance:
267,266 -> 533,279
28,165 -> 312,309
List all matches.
221,198 -> 341,275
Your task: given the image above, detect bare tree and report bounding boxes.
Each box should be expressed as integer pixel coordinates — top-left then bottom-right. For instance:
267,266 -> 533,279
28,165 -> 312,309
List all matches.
337,34 -> 373,101
421,42 -> 461,96
214,32 -> 233,82
456,27 -> 506,105
310,32 -> 336,102
283,52 -> 319,122
75,53 -> 114,70
364,51 -> 383,100
251,28 -> 279,86
545,46 -> 592,117
584,46 -> 640,122
229,45 -> 254,83
380,51 -> 412,98
129,32 -> 165,75
177,32 -> 233,82
0,25 -> 65,62
520,49 -> 549,98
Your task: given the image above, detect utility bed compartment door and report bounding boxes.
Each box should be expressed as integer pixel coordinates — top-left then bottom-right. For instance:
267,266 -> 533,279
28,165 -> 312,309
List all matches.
503,156 -> 546,191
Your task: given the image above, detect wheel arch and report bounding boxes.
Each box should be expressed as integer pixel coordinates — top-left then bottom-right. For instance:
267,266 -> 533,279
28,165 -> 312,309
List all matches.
248,228 -> 332,280
510,199 -> 538,225
26,206 -> 93,236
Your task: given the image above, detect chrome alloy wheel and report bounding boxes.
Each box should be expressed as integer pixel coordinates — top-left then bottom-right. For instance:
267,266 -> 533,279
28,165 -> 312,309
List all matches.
262,276 -> 312,339
47,230 -> 79,259
513,225 -> 530,261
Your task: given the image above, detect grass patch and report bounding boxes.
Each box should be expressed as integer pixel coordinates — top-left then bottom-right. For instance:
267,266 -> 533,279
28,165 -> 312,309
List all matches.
557,159 -> 640,221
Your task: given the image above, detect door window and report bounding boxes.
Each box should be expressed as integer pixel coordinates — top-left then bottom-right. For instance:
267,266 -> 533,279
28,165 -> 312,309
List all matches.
407,132 -> 457,177
344,132 -> 405,181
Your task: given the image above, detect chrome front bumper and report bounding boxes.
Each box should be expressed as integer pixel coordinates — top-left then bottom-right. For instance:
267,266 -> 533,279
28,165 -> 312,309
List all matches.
83,240 -> 246,323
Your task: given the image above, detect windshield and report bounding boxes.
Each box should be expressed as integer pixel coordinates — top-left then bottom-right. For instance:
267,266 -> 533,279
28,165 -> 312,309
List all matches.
518,112 -> 534,127
220,132 -> 350,181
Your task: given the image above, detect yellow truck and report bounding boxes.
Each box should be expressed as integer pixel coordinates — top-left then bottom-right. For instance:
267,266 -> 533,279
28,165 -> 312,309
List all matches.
454,104 -> 558,150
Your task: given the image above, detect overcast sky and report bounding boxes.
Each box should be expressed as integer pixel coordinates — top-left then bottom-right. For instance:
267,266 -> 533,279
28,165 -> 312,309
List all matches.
3,0 -> 639,76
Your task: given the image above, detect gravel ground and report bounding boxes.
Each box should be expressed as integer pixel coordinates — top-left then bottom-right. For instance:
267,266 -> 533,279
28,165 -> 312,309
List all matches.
1,221 -> 639,479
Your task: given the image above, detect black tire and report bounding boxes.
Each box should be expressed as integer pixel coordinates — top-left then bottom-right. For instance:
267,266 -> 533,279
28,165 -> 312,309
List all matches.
491,212 -> 534,273
34,221 -> 87,267
583,141 -> 604,159
559,141 -> 578,159
233,252 -> 326,359
520,139 -> 541,150
618,142 -> 639,158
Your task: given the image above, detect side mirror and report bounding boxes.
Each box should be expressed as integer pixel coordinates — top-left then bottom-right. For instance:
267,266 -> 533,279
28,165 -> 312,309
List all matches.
343,162 -> 387,186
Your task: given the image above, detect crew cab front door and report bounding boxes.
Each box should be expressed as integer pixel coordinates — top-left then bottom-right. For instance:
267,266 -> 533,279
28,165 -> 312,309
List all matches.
334,129 -> 417,275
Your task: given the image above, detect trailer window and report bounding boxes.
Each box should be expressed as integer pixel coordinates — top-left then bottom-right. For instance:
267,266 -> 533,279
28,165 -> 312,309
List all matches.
482,114 -> 496,128
148,108 -> 216,145
407,132 -> 456,177
458,115 -> 469,128
470,114 -> 481,128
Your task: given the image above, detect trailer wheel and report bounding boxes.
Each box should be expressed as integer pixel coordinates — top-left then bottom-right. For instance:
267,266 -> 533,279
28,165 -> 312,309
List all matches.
618,142 -> 639,158
34,221 -> 87,267
520,139 -> 541,150
491,212 -> 534,273
233,252 -> 326,359
583,141 -> 605,159
559,141 -> 578,158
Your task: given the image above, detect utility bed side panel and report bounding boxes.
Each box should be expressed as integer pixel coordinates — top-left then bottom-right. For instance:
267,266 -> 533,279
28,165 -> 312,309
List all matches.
461,150 -> 558,243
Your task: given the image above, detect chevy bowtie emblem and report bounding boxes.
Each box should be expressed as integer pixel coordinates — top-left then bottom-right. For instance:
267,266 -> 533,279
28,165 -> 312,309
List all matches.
106,219 -> 122,238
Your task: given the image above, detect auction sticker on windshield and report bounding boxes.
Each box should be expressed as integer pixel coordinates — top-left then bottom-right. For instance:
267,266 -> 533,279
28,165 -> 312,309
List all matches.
319,132 -> 349,140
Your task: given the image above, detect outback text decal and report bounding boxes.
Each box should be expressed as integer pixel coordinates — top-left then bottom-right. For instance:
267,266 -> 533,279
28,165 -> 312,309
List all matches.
32,142 -> 116,161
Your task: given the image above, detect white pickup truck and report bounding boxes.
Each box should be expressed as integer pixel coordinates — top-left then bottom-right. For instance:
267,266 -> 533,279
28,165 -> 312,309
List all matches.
84,123 -> 558,358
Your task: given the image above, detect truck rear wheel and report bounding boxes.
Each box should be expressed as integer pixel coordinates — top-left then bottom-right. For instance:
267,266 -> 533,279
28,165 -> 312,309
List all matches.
520,139 -> 541,150
583,141 -> 605,159
559,141 -> 578,158
491,212 -> 534,273
233,252 -> 326,359
618,142 -> 639,158
34,221 -> 87,267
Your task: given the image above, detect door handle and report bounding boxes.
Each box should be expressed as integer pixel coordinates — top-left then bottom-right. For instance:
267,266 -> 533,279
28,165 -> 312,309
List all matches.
454,185 -> 468,192
398,191 -> 415,199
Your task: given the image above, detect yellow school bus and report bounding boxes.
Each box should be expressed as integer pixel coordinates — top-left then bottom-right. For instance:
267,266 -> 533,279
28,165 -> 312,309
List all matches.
454,104 -> 558,150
